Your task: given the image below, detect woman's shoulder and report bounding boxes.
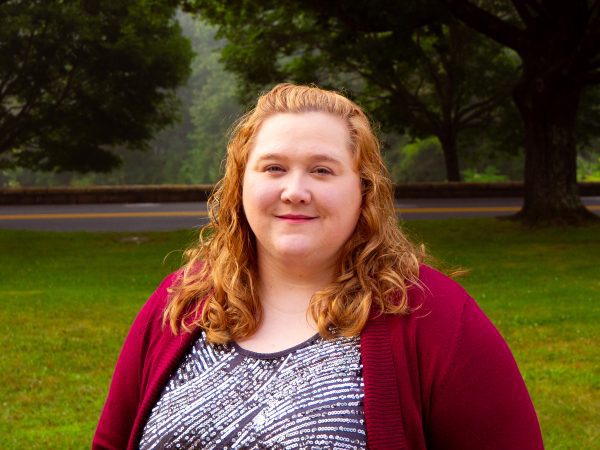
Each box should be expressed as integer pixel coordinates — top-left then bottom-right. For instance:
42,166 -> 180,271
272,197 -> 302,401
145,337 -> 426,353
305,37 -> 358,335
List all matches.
142,272 -> 180,311
368,264 -> 523,412
378,267 -> 543,449
128,271 -> 182,337
409,264 -> 475,319
384,264 -> 502,349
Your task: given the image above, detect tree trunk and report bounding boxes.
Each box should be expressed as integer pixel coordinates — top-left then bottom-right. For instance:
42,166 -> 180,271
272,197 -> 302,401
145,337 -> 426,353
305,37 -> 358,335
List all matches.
512,76 -> 597,225
439,134 -> 462,182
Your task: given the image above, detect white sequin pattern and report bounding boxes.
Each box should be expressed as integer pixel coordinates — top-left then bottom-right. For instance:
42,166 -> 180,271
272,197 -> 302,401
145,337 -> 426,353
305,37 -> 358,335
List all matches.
139,332 -> 366,449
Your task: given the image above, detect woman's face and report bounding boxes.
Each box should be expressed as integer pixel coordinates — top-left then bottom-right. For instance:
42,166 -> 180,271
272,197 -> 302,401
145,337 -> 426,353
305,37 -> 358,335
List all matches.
242,111 -> 362,272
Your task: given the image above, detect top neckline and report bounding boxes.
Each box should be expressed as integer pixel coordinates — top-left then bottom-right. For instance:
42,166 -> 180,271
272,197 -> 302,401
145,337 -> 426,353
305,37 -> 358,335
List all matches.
232,333 -> 321,360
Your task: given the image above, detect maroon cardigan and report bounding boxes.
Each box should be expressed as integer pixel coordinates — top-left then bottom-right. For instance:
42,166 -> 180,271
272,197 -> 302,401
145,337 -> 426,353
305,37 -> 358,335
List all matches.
93,265 -> 543,449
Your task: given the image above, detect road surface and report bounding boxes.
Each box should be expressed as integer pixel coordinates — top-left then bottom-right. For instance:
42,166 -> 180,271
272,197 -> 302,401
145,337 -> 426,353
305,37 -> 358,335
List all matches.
0,197 -> 598,232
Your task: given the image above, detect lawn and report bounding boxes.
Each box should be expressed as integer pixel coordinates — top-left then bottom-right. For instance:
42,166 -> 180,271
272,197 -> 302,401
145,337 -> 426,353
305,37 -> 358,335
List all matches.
0,218 -> 598,449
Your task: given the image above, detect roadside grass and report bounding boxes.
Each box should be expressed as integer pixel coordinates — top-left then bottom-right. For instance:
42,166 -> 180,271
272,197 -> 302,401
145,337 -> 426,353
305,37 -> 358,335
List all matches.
0,218 -> 598,449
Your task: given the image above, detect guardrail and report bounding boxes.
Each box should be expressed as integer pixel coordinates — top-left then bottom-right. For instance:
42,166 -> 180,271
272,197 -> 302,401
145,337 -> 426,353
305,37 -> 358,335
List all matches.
0,182 -> 598,205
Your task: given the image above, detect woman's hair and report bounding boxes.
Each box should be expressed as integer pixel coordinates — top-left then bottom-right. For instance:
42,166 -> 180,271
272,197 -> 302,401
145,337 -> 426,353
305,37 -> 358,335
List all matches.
164,83 -> 422,343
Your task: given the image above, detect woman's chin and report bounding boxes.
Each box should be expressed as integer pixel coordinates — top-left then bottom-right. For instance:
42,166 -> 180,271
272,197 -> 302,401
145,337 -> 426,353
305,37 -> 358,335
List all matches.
266,244 -> 330,267
275,246 -> 316,260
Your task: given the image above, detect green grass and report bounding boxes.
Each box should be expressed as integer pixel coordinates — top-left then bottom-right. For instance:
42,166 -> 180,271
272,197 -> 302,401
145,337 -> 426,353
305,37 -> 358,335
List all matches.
1,219 -> 598,449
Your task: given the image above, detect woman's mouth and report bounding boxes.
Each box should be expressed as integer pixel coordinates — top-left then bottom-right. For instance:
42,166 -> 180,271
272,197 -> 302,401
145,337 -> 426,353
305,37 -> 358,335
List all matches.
276,214 -> 316,222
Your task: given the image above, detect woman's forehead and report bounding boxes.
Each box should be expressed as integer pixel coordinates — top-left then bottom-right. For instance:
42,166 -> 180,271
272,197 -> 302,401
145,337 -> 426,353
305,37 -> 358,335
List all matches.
243,112 -> 355,168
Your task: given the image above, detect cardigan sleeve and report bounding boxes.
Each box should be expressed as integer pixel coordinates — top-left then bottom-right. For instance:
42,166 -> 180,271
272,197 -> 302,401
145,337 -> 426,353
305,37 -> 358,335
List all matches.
423,280 -> 544,449
92,274 -> 176,450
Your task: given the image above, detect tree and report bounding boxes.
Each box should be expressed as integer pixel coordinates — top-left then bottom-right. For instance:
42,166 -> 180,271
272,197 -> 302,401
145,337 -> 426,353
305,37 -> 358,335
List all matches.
183,1 -> 519,181
183,19 -> 243,183
0,0 -> 193,173
446,0 -> 600,224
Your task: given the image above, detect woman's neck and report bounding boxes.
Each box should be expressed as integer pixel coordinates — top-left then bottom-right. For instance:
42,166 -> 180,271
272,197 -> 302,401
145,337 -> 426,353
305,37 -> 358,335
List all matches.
256,254 -> 335,312
235,255 -> 334,353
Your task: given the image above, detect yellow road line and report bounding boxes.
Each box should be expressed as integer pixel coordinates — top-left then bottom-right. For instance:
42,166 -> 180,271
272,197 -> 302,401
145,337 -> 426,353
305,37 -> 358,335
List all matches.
0,211 -> 209,220
0,205 -> 598,220
395,205 -> 600,213
395,206 -> 520,213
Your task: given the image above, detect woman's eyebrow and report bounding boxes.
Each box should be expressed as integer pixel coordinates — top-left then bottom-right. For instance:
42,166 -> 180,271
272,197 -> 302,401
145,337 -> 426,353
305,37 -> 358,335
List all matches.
254,153 -> 282,162
254,152 -> 343,164
307,154 -> 343,165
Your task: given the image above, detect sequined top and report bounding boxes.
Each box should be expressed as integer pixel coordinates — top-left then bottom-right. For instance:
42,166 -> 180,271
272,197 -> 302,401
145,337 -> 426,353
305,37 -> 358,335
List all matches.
139,331 -> 366,449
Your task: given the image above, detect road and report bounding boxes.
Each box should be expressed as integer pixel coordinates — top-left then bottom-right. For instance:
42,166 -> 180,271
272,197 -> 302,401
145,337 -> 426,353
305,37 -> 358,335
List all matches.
0,197 -> 599,231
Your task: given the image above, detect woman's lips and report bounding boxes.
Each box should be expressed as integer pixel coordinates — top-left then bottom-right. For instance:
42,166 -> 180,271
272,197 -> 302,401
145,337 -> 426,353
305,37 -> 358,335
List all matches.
276,214 -> 316,222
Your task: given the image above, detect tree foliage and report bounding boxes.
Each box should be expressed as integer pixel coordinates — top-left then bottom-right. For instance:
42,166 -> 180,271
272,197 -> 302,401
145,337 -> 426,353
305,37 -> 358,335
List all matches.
446,0 -> 600,224
0,12 -> 244,186
0,0 -> 193,173
182,19 -> 243,183
183,0 -> 520,181
185,0 -> 600,224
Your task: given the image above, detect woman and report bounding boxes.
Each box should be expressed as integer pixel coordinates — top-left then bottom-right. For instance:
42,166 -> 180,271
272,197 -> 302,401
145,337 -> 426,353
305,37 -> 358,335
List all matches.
94,84 -> 544,449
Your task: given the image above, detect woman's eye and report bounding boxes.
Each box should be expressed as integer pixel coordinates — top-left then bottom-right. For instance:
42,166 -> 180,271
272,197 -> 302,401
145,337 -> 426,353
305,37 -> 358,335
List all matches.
313,167 -> 333,175
265,165 -> 284,173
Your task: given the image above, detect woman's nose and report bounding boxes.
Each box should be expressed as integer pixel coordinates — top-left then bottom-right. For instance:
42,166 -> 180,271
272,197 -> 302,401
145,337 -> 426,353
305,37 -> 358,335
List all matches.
280,173 -> 311,204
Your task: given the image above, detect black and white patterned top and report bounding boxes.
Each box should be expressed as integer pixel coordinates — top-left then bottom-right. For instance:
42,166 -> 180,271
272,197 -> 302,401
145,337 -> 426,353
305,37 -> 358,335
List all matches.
139,331 -> 366,449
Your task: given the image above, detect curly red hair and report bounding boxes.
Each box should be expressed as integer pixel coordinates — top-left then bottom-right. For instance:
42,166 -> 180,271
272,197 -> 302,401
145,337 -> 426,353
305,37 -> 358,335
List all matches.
164,83 -> 422,343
